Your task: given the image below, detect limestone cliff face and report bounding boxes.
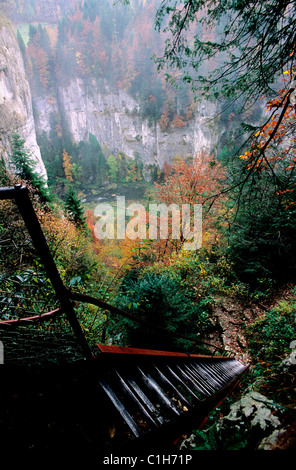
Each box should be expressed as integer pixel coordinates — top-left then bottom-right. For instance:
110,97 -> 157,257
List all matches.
34,78 -> 219,168
0,16 -> 47,179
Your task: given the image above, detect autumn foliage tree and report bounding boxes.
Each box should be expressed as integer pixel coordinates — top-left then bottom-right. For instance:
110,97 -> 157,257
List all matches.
238,71 -> 296,182
62,149 -> 74,182
158,111 -> 170,131
25,24 -> 53,95
172,114 -> 185,128
153,152 -> 226,249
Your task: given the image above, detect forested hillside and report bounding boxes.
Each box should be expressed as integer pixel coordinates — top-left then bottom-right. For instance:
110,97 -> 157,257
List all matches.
14,0 -> 192,120
0,0 -> 295,456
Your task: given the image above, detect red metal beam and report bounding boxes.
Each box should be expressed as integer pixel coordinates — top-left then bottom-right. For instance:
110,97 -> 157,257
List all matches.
97,344 -> 232,360
0,308 -> 62,326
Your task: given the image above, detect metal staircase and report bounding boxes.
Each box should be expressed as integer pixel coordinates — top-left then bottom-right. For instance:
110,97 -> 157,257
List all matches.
0,185 -> 248,450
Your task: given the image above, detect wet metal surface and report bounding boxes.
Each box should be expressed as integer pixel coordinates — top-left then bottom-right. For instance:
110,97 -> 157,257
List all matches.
96,350 -> 247,439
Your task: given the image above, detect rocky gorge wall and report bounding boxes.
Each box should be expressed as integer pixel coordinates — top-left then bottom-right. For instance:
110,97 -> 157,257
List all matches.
0,16 -> 47,180
34,77 -> 220,168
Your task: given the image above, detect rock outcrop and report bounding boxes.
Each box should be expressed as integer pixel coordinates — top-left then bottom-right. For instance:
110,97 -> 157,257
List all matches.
34,78 -> 219,168
0,15 -> 46,179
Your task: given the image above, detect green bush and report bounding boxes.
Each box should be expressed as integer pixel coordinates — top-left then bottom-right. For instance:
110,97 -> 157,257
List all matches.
246,300 -> 296,362
106,269 -> 213,351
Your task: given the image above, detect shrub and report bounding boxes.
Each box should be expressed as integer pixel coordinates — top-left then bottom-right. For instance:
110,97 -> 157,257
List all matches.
246,299 -> 296,362
106,269 -> 213,351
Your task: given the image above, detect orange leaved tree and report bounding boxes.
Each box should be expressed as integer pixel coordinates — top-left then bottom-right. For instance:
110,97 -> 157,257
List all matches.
238,71 -> 296,183
153,152 -> 227,250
